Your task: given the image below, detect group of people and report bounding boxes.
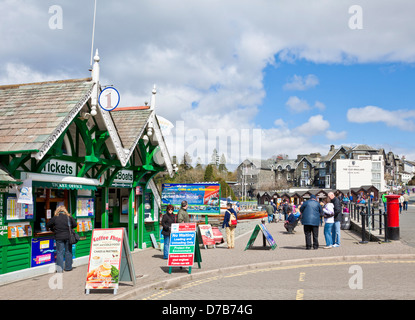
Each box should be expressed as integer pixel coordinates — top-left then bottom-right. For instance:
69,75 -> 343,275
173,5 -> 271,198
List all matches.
264,192 -> 343,250
161,200 -> 239,257
298,192 -> 342,249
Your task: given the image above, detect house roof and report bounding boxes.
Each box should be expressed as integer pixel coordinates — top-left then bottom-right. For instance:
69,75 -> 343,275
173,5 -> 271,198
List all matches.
0,78 -> 94,154
111,106 -> 153,150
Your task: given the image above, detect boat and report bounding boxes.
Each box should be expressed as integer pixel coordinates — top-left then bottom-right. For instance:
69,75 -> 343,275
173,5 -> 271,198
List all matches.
208,210 -> 267,220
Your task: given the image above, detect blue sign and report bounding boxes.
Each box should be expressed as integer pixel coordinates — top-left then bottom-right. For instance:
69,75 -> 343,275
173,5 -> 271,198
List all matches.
31,238 -> 55,267
170,232 -> 196,246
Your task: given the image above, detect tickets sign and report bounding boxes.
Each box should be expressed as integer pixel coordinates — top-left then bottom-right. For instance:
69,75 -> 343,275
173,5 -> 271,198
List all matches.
168,223 -> 197,267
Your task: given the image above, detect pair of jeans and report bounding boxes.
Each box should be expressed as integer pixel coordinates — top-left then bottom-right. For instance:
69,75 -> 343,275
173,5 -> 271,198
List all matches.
303,225 -> 319,249
163,235 -> 170,259
324,222 -> 334,246
332,221 -> 341,246
55,239 -> 73,272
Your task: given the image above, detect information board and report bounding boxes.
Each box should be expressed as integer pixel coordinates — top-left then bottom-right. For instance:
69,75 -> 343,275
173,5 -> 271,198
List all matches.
167,223 -> 202,273
161,184 -> 221,215
244,224 -> 277,251
85,228 -> 135,294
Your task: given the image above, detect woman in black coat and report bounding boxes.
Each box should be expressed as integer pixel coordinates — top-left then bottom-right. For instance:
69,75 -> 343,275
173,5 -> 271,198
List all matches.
161,204 -> 176,259
46,205 -> 77,272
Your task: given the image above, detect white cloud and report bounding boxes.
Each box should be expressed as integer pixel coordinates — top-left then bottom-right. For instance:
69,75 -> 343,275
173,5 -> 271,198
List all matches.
283,74 -> 319,91
285,96 -> 326,113
347,106 -> 415,131
286,96 -> 311,113
326,130 -> 347,141
296,115 -> 330,136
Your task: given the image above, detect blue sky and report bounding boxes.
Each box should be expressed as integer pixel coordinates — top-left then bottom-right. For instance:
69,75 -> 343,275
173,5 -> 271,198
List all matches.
259,60 -> 415,154
1,1 -> 415,164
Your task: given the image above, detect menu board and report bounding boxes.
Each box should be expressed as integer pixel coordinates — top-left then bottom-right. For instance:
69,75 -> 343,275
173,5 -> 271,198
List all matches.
76,198 -> 94,217
168,223 -> 197,267
85,228 -> 135,294
86,229 -> 124,291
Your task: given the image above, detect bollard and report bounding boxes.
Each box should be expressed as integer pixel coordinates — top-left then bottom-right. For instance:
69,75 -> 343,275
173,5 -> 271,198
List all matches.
360,207 -> 368,244
385,195 -> 400,240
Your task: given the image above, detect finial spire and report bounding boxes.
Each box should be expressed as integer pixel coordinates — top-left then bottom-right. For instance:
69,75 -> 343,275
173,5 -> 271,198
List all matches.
150,84 -> 156,110
90,49 -> 100,116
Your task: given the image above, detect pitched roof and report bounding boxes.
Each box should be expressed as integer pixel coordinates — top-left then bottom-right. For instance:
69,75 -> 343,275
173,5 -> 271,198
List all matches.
0,78 -> 93,154
110,106 -> 153,150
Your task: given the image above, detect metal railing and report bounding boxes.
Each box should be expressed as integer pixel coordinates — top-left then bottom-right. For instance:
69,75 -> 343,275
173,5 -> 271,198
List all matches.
348,202 -> 389,243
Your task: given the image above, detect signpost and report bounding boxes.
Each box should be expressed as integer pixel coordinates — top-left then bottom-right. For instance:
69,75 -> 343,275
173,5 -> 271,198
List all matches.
167,223 -> 202,274
85,228 -> 135,295
244,224 -> 277,251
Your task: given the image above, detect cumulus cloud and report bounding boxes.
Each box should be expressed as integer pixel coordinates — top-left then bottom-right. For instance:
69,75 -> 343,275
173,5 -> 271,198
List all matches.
283,74 -> 319,91
296,115 -> 330,136
347,106 -> 415,131
285,96 -> 326,113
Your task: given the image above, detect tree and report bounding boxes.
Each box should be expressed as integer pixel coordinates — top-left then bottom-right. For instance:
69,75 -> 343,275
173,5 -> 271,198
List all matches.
204,164 -> 214,181
180,152 -> 192,170
210,149 -> 219,167
218,153 -> 227,173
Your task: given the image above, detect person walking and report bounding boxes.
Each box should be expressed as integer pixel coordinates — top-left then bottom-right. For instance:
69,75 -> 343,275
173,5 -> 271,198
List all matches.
222,202 -> 238,249
265,201 -> 274,223
300,195 -> 323,250
329,192 -> 342,247
161,204 -> 176,259
46,205 -> 77,272
403,192 -> 409,211
177,200 -> 190,223
322,197 -> 334,249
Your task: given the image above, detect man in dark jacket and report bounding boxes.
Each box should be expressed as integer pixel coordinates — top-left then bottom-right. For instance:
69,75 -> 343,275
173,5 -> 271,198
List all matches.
300,195 -> 323,250
329,192 -> 342,247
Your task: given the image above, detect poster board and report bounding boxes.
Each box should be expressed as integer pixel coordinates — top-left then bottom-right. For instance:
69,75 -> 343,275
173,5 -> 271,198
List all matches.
85,228 -> 135,294
168,223 -> 202,273
198,224 -> 216,248
244,224 -> 277,251
161,183 -> 221,215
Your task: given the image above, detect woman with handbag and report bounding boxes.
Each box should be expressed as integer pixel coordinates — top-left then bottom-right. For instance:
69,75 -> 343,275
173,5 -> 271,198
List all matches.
46,205 -> 77,272
222,202 -> 238,249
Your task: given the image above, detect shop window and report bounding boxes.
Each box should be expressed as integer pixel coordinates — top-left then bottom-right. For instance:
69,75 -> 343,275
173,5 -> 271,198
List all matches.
34,188 -> 68,235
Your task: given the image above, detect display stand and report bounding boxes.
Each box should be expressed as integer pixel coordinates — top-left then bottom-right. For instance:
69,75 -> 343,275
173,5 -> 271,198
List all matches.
244,224 -> 277,251
85,228 -> 136,295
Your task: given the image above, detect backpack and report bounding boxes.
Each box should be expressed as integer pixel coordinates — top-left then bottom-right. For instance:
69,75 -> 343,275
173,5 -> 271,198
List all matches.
228,210 -> 237,227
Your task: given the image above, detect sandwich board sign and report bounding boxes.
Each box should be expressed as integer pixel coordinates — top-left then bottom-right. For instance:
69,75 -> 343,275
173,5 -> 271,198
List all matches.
244,224 -> 277,251
167,223 -> 202,274
85,228 -> 135,294
198,224 -> 216,249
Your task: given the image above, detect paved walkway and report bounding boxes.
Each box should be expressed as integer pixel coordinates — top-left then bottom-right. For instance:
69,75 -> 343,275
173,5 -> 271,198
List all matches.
1,212 -> 415,300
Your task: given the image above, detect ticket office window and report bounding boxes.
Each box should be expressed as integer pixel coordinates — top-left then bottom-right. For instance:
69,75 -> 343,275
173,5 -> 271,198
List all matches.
34,188 -> 69,235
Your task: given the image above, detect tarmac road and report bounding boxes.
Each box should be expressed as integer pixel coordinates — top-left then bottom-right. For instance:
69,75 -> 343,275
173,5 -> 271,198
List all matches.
138,258 -> 415,300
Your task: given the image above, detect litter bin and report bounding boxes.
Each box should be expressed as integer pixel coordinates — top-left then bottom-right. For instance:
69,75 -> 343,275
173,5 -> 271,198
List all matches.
341,207 -> 351,230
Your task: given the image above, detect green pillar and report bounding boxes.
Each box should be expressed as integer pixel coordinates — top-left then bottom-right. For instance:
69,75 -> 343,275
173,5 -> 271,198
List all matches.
101,187 -> 109,228
137,185 -> 145,249
128,187 -> 135,251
